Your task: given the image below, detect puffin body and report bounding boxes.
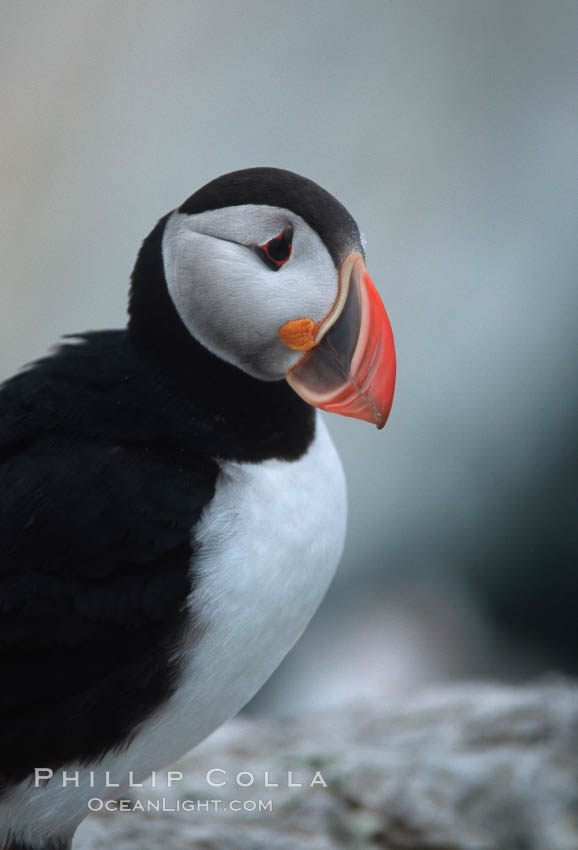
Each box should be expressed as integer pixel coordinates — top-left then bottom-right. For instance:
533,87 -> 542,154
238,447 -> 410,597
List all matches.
0,168 -> 395,849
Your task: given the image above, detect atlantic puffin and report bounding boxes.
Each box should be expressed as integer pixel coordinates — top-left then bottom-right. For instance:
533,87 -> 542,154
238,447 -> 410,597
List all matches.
0,167 -> 395,850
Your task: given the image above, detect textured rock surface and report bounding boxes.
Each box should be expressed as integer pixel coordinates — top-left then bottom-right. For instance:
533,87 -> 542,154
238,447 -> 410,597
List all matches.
74,680 -> 578,849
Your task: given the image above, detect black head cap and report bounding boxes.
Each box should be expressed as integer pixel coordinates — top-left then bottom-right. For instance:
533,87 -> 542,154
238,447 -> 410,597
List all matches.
178,167 -> 363,266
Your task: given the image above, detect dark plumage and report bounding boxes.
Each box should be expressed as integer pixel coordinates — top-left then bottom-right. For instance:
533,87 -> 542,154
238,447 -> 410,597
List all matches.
0,325 -> 315,793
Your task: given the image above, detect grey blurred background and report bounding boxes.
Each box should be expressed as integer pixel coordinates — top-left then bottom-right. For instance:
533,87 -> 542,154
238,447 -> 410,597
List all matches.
1,0 -> 576,713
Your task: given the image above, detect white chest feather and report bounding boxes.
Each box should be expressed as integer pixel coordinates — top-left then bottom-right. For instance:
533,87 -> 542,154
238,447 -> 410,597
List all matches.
3,414 -> 346,844
128,412 -> 347,768
185,412 -> 347,734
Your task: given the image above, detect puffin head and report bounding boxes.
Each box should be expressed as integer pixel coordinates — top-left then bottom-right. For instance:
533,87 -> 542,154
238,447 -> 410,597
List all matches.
129,167 -> 396,429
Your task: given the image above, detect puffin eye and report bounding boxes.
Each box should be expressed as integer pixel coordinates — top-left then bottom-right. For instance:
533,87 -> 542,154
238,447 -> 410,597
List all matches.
255,225 -> 293,271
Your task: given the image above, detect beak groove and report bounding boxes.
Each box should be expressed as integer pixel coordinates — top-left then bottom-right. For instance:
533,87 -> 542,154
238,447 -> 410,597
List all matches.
284,253 -> 396,429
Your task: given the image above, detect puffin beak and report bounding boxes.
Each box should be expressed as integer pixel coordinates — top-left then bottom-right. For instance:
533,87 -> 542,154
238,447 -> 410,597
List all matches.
280,253 -> 396,429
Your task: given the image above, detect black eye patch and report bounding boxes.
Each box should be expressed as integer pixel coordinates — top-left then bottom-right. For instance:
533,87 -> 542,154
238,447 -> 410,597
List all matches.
255,224 -> 293,271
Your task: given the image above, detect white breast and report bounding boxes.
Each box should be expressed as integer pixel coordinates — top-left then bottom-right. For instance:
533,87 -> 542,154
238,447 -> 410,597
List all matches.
2,413 -> 346,844
125,411 -> 347,770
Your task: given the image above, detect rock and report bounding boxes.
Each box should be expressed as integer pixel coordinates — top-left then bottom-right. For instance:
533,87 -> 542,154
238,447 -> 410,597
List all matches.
74,679 -> 578,849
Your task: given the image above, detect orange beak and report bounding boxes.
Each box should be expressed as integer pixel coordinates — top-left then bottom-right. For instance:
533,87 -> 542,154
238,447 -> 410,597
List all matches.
280,253 -> 396,429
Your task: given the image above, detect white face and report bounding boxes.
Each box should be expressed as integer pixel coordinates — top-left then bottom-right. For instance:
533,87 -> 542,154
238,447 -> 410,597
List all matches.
162,204 -> 338,381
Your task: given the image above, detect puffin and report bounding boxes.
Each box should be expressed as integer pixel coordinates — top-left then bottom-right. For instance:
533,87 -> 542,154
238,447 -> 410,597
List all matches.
0,167 -> 396,850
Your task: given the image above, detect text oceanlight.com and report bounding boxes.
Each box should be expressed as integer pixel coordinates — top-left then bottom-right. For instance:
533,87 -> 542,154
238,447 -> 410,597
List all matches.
87,798 -> 274,813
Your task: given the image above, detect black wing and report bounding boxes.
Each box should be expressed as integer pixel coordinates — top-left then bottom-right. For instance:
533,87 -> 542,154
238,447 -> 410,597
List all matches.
0,337 -> 218,789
